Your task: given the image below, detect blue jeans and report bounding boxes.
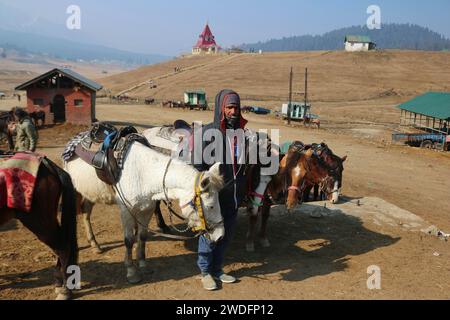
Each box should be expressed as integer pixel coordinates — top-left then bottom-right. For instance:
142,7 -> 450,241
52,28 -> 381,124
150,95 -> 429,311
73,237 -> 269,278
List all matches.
197,201 -> 238,276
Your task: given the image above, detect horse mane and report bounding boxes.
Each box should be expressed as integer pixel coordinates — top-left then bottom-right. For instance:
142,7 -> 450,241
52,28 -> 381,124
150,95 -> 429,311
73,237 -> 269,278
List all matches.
284,141 -> 305,172
320,143 -> 344,171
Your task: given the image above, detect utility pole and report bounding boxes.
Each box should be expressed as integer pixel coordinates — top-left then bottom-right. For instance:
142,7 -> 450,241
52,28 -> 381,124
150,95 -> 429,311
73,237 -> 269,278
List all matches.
304,68 -> 308,107
288,67 -> 293,125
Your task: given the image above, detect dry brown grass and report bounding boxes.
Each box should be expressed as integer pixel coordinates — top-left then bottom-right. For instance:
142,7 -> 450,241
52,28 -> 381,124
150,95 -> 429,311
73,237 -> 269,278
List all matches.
0,55 -> 128,95
100,50 -> 450,105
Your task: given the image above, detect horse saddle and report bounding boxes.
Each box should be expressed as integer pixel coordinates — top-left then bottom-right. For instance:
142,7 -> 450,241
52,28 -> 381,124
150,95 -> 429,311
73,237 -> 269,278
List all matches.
150,120 -> 194,158
290,141 -> 306,151
75,123 -> 139,185
156,120 -> 192,143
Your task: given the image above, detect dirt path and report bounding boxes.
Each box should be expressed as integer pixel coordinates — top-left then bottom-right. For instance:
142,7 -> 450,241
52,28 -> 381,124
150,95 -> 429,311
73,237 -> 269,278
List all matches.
1,102 -> 450,300
116,54 -> 242,97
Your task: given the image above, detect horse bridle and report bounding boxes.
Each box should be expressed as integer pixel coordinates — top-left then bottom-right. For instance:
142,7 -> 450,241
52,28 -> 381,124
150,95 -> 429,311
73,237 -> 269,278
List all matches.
112,155 -> 220,241
162,158 -> 223,235
318,174 -> 340,198
284,143 -> 342,200
286,150 -> 311,197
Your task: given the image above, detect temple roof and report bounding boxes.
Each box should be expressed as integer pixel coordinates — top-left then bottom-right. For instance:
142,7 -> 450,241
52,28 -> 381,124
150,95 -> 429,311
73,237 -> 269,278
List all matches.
194,23 -> 218,49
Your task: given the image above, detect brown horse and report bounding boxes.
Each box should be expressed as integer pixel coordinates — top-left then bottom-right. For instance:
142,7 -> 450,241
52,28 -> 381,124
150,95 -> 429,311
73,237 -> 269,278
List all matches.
0,111 -> 15,150
29,111 -> 46,128
0,155 -> 78,300
304,117 -> 321,129
302,143 -> 347,202
245,141 -> 345,252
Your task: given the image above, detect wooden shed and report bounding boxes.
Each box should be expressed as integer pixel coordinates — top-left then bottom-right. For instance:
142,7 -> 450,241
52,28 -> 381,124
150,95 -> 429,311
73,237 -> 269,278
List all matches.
15,68 -> 103,125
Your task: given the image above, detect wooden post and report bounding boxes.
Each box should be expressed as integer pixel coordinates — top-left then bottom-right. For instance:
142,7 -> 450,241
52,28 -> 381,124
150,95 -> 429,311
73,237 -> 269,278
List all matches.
288,67 -> 293,125
304,67 -> 308,112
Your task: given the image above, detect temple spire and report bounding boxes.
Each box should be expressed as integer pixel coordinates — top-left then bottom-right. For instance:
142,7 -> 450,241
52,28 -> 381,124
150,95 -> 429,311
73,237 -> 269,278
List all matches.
192,22 -> 219,55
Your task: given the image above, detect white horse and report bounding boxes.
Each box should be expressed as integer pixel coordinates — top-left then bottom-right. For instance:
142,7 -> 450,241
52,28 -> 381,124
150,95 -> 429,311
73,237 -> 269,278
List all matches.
143,126 -> 275,250
64,141 -> 225,284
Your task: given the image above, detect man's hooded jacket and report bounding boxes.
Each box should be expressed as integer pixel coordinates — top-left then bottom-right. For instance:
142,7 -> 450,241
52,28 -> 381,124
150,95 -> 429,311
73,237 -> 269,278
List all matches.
192,89 -> 248,209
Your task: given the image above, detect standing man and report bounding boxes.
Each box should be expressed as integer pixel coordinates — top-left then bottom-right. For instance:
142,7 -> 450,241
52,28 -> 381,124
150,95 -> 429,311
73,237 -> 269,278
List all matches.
193,89 -> 248,291
13,107 -> 38,152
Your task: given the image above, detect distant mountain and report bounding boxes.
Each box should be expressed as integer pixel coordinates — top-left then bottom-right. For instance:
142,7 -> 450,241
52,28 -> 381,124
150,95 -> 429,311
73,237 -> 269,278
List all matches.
240,24 -> 450,52
0,28 -> 171,66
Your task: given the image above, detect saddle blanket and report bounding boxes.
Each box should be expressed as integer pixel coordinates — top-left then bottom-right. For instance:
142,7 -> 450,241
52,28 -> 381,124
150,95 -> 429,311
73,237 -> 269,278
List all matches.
0,152 -> 43,213
62,129 -> 151,172
62,131 -> 89,162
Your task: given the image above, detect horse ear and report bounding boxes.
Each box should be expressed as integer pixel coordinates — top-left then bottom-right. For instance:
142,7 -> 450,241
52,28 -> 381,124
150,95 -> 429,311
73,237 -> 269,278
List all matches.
208,163 -> 221,177
205,163 -> 224,191
341,155 -> 348,162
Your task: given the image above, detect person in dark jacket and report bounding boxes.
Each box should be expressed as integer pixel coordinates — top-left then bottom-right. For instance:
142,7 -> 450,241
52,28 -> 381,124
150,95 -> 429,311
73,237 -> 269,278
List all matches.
192,89 -> 248,290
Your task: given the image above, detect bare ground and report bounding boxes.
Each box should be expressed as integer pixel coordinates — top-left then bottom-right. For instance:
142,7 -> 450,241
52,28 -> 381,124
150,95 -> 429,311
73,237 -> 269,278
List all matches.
1,100 -> 450,300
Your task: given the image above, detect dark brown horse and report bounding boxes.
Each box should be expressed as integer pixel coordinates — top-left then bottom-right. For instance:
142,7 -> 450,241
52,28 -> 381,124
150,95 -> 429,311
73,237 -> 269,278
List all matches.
0,111 -> 15,150
245,141 -> 345,251
29,111 -> 46,128
0,155 -> 78,299
302,143 -> 347,202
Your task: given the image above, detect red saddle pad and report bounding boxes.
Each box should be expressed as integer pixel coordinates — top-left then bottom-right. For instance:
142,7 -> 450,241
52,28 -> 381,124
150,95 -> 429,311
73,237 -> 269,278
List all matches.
0,152 -> 43,213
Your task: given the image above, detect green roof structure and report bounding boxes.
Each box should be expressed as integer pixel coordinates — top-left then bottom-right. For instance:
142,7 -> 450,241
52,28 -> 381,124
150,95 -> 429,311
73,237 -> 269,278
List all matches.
397,92 -> 450,121
185,90 -> 206,95
344,35 -> 372,43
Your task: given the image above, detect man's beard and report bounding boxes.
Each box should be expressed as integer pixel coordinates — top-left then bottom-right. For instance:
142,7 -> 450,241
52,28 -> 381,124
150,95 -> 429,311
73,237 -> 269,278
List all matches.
226,115 -> 240,129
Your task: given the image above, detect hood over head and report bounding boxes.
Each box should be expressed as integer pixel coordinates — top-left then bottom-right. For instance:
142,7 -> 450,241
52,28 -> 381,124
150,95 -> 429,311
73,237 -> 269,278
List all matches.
213,89 -> 247,132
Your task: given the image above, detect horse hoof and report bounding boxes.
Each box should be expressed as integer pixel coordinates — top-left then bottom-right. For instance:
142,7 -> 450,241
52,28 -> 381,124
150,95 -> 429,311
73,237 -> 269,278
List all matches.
55,286 -> 64,294
127,274 -> 142,284
246,243 -> 255,252
55,287 -> 72,300
56,292 -> 72,300
92,246 -> 103,254
126,269 -> 142,284
260,239 -> 271,248
90,242 -> 103,254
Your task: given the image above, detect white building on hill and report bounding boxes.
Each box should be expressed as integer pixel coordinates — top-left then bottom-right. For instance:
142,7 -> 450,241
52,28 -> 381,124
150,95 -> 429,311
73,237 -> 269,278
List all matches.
344,35 -> 376,52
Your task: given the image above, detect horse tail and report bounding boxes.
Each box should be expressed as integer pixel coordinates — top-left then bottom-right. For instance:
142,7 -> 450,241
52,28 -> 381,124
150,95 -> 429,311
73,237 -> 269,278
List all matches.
45,159 -> 79,267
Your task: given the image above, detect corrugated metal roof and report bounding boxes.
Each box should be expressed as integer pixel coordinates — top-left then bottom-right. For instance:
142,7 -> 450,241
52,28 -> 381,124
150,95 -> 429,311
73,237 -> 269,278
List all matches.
15,68 -> 103,91
345,35 -> 372,43
397,92 -> 450,120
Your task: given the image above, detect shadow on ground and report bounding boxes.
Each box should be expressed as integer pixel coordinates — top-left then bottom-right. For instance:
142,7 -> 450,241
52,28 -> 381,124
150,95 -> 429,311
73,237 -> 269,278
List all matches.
0,208 -> 399,298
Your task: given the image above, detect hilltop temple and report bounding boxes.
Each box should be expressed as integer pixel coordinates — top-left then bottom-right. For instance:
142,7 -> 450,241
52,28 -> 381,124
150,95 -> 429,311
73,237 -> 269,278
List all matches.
192,23 -> 220,55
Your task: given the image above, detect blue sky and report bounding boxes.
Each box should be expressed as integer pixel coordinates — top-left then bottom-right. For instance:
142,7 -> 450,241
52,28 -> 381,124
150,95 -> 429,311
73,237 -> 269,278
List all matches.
1,0 -> 449,56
